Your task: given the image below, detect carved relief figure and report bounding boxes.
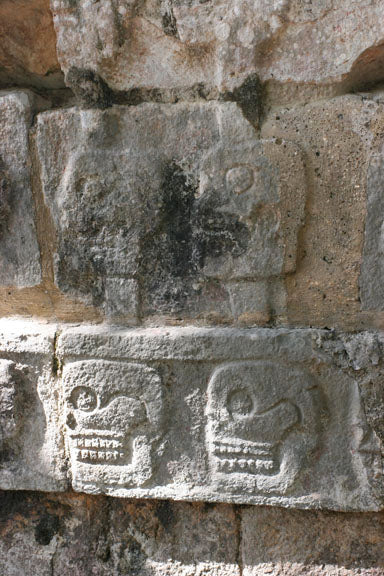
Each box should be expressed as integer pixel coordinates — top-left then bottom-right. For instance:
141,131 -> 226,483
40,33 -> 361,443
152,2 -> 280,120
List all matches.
206,361 -> 325,494
63,360 -> 163,488
198,141 -> 305,280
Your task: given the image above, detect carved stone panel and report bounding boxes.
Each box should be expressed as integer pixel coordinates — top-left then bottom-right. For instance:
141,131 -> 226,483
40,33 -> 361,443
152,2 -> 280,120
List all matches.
206,361 -> 324,494
0,319 -> 65,491
63,360 -> 164,492
35,102 -> 306,322
0,91 -> 41,286
57,324 -> 384,511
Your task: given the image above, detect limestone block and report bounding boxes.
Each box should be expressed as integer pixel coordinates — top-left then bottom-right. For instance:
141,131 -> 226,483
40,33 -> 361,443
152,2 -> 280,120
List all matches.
35,102 -> 306,322
261,93 -> 384,329
360,139 -> 384,310
51,0 -> 384,94
57,325 -> 383,511
241,506 -> 384,576
0,319 -> 66,492
0,91 -> 41,286
0,0 -> 63,90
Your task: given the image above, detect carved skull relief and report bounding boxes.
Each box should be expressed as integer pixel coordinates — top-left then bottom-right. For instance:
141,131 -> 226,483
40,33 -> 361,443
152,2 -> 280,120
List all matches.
63,360 -> 163,488
206,361 -> 325,494
198,140 -> 305,280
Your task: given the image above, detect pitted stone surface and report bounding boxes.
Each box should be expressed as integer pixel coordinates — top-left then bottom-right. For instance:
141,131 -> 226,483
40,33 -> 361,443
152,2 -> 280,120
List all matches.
261,93 -> 384,329
51,0 -> 384,94
0,91 -> 41,286
0,320 -> 381,509
57,323 -> 383,510
63,360 -> 164,491
35,102 -> 306,322
360,139 -> 384,310
0,320 -> 65,492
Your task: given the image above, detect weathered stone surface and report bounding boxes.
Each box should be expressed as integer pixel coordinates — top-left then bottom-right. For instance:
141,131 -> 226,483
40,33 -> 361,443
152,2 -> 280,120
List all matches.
0,491 -> 240,576
0,319 -> 381,510
360,138 -> 384,310
242,506 -> 384,576
51,0 -> 384,95
0,491 -> 383,576
64,360 -> 164,489
57,324 -> 383,510
0,91 -> 41,287
35,102 -> 306,322
261,93 -> 384,330
0,0 -> 63,90
0,319 -> 65,492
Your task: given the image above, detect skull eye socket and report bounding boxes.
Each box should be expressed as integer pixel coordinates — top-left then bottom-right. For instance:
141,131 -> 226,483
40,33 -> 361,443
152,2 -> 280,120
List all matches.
70,386 -> 97,412
227,389 -> 254,419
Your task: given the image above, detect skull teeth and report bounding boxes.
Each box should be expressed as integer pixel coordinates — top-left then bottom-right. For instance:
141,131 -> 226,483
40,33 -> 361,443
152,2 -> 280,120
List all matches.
71,436 -> 123,449
76,449 -> 125,462
217,458 -> 276,473
213,441 -> 274,458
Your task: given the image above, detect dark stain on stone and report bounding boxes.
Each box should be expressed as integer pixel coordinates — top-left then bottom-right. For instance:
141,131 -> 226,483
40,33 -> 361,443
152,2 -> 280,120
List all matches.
222,73 -> 263,127
65,67 -> 113,109
140,161 -> 249,312
158,162 -> 195,278
34,513 -> 60,545
121,534 -> 147,575
155,499 -> 176,529
161,3 -> 179,38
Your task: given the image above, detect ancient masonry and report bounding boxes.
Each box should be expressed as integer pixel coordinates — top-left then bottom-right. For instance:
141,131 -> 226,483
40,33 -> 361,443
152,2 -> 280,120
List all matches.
0,1 -> 384,574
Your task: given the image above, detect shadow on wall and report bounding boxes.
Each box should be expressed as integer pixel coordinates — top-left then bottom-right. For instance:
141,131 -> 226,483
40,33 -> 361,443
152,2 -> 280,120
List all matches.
0,491 -> 383,575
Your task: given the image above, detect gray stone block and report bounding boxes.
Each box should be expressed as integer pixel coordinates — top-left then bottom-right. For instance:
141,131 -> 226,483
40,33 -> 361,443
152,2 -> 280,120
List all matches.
35,102 -> 306,321
0,319 -> 382,510
360,141 -> 384,309
0,91 -> 41,286
0,319 -> 66,492
57,324 -> 384,511
50,0 -> 384,93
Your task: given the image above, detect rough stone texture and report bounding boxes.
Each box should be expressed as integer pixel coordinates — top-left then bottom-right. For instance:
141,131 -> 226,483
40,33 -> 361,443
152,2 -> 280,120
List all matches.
0,319 -> 382,511
56,324 -> 383,510
0,320 -> 65,492
50,0 -> 384,94
0,91 -> 42,287
0,0 -> 63,90
242,506 -> 384,576
262,93 -> 384,330
35,102 -> 306,323
1,0 -> 384,573
0,491 -> 383,576
360,136 -> 384,310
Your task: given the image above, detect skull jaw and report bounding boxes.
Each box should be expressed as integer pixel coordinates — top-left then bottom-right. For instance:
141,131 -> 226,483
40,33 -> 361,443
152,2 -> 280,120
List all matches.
209,430 -> 319,496
68,433 -> 155,489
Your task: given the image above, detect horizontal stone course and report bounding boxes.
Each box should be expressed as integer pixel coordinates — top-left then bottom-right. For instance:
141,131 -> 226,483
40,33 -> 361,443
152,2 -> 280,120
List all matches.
0,319 -> 382,511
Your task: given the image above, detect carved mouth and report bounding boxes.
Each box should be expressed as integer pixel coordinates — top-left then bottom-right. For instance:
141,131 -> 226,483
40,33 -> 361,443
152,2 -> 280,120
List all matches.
70,431 -> 126,464
212,439 -> 278,474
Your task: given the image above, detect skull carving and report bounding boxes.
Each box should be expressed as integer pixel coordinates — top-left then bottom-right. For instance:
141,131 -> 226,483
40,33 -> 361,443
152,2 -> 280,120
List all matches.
198,140 -> 305,280
63,360 -> 163,489
206,361 -> 325,494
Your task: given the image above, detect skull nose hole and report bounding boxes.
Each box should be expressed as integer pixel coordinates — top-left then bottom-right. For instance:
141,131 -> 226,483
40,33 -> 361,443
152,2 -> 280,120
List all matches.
70,386 -> 98,412
227,389 -> 254,419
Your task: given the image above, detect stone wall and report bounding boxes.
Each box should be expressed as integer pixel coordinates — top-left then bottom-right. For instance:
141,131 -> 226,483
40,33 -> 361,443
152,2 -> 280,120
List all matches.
0,1 -> 383,574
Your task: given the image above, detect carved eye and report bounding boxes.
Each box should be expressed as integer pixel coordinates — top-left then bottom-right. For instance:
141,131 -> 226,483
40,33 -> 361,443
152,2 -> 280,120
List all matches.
70,386 -> 97,412
226,165 -> 254,195
227,389 -> 254,419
